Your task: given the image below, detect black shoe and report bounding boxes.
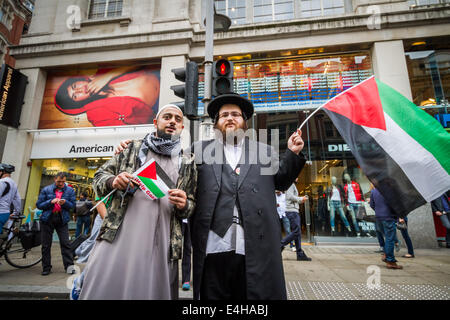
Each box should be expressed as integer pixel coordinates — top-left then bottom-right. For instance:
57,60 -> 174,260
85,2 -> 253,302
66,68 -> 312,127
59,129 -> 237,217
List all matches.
297,255 -> 312,261
41,270 -> 51,276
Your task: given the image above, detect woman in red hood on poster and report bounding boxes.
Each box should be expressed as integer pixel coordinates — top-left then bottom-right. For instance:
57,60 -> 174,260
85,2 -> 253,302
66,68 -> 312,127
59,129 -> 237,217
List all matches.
54,66 -> 160,127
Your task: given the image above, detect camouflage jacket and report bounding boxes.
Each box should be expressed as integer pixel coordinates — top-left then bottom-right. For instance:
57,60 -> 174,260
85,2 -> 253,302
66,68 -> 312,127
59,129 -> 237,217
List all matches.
93,139 -> 197,261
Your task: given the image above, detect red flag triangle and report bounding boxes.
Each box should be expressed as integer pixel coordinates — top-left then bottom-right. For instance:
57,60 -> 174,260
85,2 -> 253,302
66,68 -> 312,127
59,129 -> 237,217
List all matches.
323,77 -> 386,131
137,161 -> 157,180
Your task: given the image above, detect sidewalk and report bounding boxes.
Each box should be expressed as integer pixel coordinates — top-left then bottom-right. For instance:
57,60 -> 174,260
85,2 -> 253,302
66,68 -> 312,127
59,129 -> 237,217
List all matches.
0,245 -> 449,300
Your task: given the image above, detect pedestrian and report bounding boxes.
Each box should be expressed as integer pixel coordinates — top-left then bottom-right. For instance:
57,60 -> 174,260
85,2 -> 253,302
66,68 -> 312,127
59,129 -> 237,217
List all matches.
431,191 -> 450,248
370,186 -> 403,269
281,179 -> 311,261
70,193 -> 111,300
74,192 -> 93,238
276,191 -> 295,251
397,216 -> 415,258
0,164 -> 21,237
36,172 -> 76,276
79,104 -> 197,300
190,93 -> 306,300
181,218 -> 192,291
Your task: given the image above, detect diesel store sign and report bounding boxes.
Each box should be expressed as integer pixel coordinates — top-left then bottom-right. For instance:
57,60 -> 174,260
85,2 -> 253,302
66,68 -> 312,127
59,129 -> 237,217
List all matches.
30,125 -> 155,159
0,64 -> 27,128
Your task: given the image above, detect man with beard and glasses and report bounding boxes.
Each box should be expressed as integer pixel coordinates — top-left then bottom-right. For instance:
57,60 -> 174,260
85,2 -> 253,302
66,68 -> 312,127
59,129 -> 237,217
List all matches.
79,104 -> 197,300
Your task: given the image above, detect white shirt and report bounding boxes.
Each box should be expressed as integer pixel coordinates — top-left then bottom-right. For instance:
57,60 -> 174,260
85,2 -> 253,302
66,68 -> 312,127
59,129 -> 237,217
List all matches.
206,139 -> 246,256
330,186 -> 341,201
276,193 -> 286,218
347,184 -> 358,204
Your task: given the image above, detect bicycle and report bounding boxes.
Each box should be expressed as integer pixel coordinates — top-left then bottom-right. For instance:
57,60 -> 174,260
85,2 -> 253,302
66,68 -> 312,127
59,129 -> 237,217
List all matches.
0,215 -> 42,268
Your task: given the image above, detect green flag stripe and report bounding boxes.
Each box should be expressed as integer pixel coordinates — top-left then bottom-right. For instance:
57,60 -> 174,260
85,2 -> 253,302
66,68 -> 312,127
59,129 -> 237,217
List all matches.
376,80 -> 450,174
138,176 -> 166,198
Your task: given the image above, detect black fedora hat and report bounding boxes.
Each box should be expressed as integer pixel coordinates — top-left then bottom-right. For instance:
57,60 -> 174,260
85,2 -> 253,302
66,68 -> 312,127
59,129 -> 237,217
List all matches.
208,93 -> 254,120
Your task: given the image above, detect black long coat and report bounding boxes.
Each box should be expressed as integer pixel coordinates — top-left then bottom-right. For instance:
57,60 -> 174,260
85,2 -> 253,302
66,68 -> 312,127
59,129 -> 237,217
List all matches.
190,138 -> 306,300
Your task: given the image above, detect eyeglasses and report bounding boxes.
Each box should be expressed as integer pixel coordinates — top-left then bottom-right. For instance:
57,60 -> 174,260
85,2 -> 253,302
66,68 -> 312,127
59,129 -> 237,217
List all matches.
218,112 -> 243,120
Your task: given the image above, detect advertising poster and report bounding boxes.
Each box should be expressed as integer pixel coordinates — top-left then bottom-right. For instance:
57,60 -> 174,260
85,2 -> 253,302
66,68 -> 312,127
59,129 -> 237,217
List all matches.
38,65 -> 160,129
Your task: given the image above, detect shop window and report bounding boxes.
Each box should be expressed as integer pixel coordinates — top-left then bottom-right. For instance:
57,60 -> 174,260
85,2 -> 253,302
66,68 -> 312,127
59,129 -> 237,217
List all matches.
324,120 -> 336,138
300,0 -> 345,18
215,0 -> 246,25
406,49 -> 450,128
88,0 -> 123,19
253,0 -> 294,23
408,0 -> 450,6
0,0 -> 13,29
231,52 -> 372,113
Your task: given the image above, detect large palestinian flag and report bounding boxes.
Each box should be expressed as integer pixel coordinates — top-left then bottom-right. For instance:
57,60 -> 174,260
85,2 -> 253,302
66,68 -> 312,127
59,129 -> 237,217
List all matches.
322,76 -> 450,217
133,159 -> 175,200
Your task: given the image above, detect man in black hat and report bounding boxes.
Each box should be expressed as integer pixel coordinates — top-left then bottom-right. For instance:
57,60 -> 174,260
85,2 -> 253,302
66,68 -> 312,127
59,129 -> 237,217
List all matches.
190,93 -> 306,300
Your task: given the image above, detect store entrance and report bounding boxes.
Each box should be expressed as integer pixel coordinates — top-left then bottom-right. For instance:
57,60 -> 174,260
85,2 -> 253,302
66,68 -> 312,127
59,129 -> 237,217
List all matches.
24,157 -> 110,238
255,111 -> 376,242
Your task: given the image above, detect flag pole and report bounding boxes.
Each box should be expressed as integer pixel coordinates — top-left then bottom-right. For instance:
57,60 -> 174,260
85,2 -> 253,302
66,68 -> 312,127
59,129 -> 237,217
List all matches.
89,188 -> 117,212
298,104 -> 326,131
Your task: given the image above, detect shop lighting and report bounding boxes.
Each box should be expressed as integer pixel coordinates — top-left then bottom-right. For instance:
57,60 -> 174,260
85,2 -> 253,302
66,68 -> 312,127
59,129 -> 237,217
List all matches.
87,158 -> 101,160
412,41 -> 426,46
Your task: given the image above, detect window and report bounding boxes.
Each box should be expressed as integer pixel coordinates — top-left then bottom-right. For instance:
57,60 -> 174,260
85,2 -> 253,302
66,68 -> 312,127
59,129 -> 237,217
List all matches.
0,0 -> 13,29
408,0 -> 449,5
300,0 -> 345,18
88,0 -> 123,19
254,0 -> 294,23
215,0 -> 246,25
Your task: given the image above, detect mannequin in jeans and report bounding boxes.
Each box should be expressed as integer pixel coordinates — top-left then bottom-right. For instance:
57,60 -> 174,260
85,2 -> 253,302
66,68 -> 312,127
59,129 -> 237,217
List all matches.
327,176 -> 351,236
343,173 -> 362,237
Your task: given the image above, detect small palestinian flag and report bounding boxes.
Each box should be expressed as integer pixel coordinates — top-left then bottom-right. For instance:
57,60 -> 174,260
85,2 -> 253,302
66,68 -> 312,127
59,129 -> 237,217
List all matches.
323,76 -> 450,217
133,159 -> 176,200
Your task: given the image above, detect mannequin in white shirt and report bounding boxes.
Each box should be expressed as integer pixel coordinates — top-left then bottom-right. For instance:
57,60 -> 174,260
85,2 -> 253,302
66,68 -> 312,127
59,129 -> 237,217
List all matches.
327,176 -> 351,235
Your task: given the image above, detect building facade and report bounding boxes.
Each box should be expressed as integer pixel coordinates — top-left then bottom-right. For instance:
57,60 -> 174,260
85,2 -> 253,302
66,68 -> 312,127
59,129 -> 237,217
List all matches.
4,0 -> 450,247
0,0 -> 34,159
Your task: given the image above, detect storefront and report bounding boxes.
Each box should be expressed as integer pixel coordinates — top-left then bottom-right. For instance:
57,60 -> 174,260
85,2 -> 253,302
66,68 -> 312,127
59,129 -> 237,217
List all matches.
21,63 -> 161,220
405,36 -> 450,245
223,50 -> 378,242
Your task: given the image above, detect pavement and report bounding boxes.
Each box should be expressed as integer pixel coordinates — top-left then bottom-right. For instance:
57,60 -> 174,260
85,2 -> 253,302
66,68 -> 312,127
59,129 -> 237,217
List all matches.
1,243 -> 450,300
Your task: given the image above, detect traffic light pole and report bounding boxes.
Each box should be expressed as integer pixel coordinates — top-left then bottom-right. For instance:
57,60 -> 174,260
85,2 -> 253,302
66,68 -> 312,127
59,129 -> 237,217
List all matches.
199,0 -> 214,141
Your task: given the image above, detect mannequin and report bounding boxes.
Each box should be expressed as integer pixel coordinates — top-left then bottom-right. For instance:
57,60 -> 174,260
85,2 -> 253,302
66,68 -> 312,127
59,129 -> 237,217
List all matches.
327,176 -> 351,236
343,173 -> 363,237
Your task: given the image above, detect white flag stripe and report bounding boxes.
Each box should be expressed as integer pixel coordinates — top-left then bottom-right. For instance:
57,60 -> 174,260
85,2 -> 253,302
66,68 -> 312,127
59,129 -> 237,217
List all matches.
363,113 -> 450,202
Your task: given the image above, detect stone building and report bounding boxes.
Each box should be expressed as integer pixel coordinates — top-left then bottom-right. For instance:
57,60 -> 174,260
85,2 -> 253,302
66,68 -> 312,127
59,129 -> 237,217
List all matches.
3,0 -> 450,247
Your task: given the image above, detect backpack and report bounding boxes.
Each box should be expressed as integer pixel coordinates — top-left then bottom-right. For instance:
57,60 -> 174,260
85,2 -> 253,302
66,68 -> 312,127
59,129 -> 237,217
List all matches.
75,200 -> 91,216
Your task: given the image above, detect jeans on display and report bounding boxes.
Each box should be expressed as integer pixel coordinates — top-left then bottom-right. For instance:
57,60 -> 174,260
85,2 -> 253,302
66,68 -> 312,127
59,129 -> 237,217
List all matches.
381,220 -> 397,262
329,200 -> 350,230
75,215 -> 91,238
347,203 -> 361,233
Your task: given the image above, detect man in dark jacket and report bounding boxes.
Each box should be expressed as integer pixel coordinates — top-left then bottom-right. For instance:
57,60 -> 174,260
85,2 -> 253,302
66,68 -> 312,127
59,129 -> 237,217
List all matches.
370,187 -> 402,269
190,94 -> 306,300
36,172 -> 76,275
431,191 -> 450,248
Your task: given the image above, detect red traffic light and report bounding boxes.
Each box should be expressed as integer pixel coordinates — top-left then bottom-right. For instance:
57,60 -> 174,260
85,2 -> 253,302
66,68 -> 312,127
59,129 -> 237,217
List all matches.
215,59 -> 231,76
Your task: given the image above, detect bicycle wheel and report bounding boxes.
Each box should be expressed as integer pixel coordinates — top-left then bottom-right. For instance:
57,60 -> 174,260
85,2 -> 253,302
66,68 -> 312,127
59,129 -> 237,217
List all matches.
4,234 -> 42,268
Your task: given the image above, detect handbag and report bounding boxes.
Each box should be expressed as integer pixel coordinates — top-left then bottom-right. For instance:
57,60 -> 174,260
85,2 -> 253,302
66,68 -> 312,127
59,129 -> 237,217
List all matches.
356,205 -> 366,220
360,201 -> 376,223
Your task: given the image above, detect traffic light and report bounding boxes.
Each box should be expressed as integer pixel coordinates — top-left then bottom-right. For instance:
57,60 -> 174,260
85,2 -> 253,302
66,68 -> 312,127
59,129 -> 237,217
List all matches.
170,61 -> 199,119
212,59 -> 234,97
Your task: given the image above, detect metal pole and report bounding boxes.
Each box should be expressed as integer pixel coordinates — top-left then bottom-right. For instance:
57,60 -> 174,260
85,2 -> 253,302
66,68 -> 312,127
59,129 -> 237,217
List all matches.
200,0 -> 214,140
